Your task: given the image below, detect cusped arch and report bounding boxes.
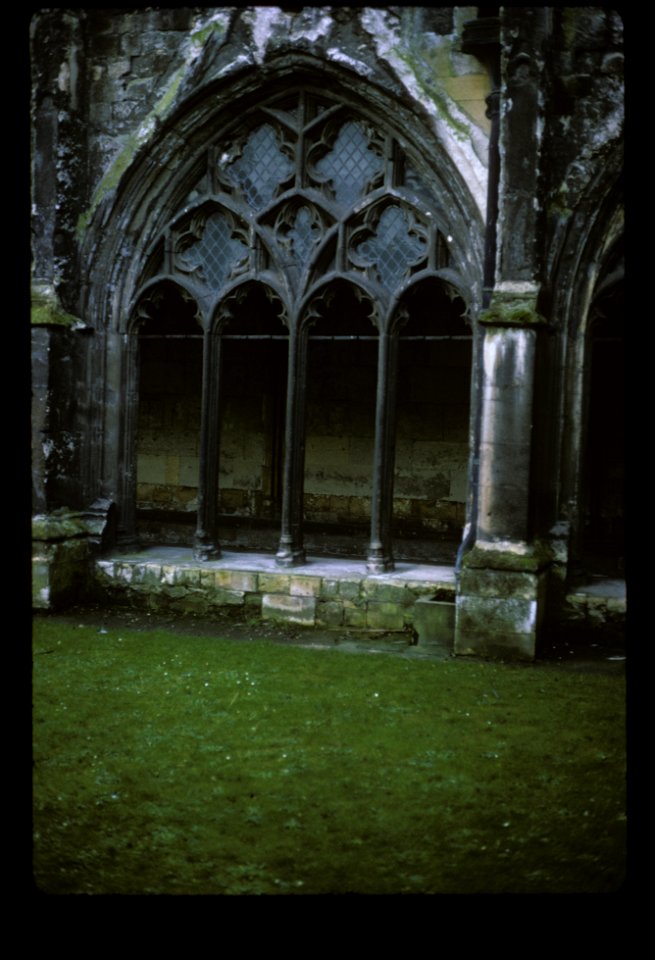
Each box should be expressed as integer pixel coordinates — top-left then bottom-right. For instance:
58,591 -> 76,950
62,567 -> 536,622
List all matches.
389,269 -> 473,334
210,278 -> 291,336
300,275 -> 380,335
84,55 -> 486,563
128,278 -> 204,335
548,143 -> 623,339
81,62 -> 485,335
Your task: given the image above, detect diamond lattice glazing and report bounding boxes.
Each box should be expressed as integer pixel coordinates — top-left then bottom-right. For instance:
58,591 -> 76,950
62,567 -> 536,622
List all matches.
177,213 -> 249,290
353,206 -> 427,290
226,125 -> 294,209
315,121 -> 383,207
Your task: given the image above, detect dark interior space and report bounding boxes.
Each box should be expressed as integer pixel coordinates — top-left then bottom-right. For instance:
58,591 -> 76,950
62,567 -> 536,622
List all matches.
136,284 -> 203,544
582,278 -> 624,575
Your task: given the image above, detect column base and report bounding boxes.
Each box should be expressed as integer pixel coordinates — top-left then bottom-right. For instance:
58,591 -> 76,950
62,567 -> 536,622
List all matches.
366,546 -> 395,573
193,539 -> 221,561
275,542 -> 306,567
454,543 -> 550,661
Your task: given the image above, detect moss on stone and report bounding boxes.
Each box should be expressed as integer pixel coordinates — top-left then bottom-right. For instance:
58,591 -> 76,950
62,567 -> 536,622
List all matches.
75,63 -> 187,239
75,134 -> 141,237
190,18 -> 228,49
31,285 -> 83,327
479,300 -> 546,327
32,514 -> 89,541
547,190 -> 573,221
561,8 -> 579,50
394,46 -> 470,140
32,507 -> 108,542
479,286 -> 548,327
31,302 -> 82,327
461,542 -> 551,573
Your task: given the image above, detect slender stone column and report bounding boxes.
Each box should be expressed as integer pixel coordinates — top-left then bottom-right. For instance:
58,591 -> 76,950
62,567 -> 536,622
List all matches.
367,329 -> 398,573
194,330 -> 222,560
276,324 -> 307,566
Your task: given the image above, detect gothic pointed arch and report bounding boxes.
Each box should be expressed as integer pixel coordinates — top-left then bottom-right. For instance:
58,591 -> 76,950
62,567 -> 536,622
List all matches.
545,146 -> 623,582
83,73 -> 484,335
82,64 -> 484,562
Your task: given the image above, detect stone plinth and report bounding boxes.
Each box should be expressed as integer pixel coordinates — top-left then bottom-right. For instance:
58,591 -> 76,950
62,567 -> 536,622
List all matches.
454,545 -> 549,660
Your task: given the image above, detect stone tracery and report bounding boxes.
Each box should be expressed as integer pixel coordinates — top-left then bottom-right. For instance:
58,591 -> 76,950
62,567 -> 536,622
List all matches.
127,86 -> 470,570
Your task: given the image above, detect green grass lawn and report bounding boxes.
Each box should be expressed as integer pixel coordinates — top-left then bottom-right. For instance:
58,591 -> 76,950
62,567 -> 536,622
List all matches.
33,617 -> 626,895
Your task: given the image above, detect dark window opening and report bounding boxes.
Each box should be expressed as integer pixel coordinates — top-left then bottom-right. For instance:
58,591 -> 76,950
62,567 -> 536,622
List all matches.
394,280 -> 472,562
303,282 -> 378,558
136,285 -> 203,545
218,286 -> 288,552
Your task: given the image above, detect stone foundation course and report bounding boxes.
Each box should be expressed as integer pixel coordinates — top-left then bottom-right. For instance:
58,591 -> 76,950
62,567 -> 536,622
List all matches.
91,547 -> 457,640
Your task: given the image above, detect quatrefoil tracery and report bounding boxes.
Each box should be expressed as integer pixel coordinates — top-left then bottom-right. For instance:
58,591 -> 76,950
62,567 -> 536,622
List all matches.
139,90 -> 461,317
218,123 -> 295,210
173,210 -> 250,290
349,204 -> 428,291
307,117 -> 385,208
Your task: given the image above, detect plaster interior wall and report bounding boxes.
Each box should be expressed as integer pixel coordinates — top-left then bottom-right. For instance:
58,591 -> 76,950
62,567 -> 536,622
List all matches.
395,281 -> 471,548
136,286 -> 202,531
136,285 -> 289,550
304,283 -> 376,548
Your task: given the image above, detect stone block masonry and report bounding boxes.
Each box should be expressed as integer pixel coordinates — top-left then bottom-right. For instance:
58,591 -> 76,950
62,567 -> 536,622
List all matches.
30,6 -> 624,661
91,547 -> 457,640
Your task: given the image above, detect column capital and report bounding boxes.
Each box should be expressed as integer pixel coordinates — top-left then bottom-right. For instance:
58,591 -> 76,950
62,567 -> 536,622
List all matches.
479,282 -> 547,327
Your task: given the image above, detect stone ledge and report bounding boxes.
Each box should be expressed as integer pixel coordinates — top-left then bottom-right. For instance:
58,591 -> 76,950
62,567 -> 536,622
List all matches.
31,283 -> 86,329
413,597 -> 455,647
216,569 -> 258,592
316,600 -> 345,627
259,573 -> 291,594
362,580 -> 409,603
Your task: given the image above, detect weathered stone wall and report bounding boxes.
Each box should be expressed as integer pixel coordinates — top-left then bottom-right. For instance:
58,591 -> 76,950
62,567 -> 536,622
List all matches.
395,338 -> 471,537
31,322 -> 93,514
31,7 -> 624,655
538,6 -> 624,580
76,6 -> 492,236
542,8 -> 623,233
